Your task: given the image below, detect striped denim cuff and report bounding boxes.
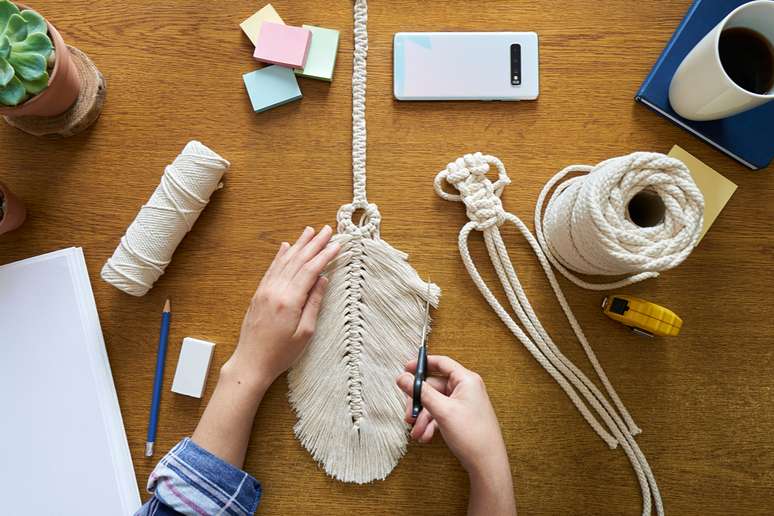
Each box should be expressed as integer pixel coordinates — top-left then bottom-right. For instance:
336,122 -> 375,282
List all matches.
147,438 -> 261,516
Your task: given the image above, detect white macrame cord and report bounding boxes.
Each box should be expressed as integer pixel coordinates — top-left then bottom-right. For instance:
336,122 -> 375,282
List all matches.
102,141 -> 230,297
435,151 -> 703,516
535,152 -> 704,290
288,0 -> 440,484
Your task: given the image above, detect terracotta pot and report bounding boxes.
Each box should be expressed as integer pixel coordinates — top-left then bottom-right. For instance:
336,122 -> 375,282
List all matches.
0,182 -> 26,235
0,4 -> 81,117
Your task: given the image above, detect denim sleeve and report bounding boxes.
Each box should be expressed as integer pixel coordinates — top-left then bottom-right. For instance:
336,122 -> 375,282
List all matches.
134,438 -> 262,516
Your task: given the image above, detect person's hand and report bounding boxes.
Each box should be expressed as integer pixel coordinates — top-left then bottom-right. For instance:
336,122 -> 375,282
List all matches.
223,225 -> 340,390
396,355 -> 509,477
193,226 -> 340,468
397,355 -> 516,515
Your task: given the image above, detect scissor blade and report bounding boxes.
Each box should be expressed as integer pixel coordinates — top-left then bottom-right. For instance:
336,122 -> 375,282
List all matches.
420,281 -> 432,347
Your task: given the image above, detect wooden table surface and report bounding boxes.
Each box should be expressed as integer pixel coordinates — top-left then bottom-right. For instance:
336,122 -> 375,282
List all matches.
1,1 -> 773,514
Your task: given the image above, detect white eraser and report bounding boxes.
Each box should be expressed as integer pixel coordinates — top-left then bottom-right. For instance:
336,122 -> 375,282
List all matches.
171,337 -> 215,398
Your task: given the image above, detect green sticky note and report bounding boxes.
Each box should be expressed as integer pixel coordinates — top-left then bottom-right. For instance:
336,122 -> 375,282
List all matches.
295,25 -> 339,81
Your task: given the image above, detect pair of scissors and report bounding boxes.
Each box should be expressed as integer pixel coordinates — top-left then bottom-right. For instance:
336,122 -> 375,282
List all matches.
412,283 -> 432,419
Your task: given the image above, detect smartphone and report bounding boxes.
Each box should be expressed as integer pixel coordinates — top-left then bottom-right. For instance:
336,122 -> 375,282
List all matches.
393,32 -> 539,101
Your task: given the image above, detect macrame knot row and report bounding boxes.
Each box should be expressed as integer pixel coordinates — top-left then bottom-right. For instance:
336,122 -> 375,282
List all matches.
434,152 -> 512,231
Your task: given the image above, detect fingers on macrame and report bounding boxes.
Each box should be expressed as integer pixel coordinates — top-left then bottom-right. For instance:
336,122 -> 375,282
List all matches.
401,393 -> 438,443
294,276 -> 329,340
292,225 -> 334,271
282,226 -> 315,269
282,226 -> 330,279
295,240 -> 340,294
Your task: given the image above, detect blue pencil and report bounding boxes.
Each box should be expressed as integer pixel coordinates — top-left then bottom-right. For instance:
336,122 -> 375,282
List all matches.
145,299 -> 171,457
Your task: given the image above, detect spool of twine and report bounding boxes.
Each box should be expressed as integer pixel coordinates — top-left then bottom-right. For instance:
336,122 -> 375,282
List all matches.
535,151 -> 705,290
101,141 -> 230,296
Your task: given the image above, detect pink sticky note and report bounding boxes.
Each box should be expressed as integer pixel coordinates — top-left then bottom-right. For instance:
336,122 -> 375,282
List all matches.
254,22 -> 312,68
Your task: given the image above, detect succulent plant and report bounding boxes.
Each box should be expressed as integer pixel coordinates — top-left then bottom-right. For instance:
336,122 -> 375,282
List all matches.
0,0 -> 53,106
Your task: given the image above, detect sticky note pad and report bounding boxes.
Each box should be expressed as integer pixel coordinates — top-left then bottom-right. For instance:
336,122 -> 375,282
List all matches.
254,22 -> 312,68
243,65 -> 302,112
668,145 -> 737,241
295,25 -> 340,81
240,4 -> 284,46
171,337 -> 215,399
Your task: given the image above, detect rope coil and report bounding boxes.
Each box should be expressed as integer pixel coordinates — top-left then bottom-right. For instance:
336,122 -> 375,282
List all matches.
535,152 -> 704,290
101,141 -> 230,296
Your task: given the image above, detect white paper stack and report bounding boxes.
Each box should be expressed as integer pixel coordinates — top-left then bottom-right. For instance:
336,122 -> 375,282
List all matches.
0,248 -> 141,515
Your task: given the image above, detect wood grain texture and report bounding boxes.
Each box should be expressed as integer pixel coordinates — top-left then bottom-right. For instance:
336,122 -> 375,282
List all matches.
1,1 -> 773,514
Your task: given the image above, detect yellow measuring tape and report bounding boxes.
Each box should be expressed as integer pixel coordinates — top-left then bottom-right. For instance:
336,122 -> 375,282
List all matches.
602,294 -> 682,337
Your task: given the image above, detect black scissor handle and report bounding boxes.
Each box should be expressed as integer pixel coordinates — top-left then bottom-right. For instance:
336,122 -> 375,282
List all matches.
411,345 -> 428,419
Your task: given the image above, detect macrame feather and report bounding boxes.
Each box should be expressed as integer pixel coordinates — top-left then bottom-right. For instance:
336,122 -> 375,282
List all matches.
287,0 -> 440,483
289,231 -> 439,483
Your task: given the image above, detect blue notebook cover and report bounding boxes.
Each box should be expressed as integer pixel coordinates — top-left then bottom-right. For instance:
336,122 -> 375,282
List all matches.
636,0 -> 774,170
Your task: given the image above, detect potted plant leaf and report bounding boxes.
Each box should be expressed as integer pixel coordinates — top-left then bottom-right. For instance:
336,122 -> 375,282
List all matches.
0,1 -> 105,137
0,181 -> 26,235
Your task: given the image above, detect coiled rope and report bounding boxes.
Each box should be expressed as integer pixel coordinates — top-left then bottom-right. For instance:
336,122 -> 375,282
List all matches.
101,141 -> 230,296
536,152 -> 704,289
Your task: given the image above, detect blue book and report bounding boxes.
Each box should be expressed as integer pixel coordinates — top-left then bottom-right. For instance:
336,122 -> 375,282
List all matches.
636,0 -> 774,170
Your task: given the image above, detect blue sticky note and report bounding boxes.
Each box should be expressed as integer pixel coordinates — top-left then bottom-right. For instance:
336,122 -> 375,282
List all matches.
243,65 -> 302,113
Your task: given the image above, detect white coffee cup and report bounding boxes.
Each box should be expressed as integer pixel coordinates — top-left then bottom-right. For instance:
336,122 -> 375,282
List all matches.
669,0 -> 774,121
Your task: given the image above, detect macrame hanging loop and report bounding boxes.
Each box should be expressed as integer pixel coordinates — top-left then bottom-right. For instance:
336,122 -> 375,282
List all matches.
336,201 -> 381,238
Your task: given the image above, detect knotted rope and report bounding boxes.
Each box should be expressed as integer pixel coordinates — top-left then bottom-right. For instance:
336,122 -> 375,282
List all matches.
435,152 -> 685,515
336,0 -> 379,239
101,141 -> 229,296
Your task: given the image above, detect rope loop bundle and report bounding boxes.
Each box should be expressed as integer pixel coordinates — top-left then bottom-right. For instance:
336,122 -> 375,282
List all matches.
435,153 -> 511,230
433,151 -> 702,515
536,151 -> 704,290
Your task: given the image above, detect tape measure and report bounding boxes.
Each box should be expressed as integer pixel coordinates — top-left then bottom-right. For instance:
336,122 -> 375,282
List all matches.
601,294 -> 682,337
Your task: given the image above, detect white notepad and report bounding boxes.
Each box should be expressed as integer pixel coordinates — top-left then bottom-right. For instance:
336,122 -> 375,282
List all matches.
0,248 -> 141,515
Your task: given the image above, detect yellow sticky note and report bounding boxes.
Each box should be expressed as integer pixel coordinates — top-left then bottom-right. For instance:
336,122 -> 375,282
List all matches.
668,145 -> 737,241
240,4 -> 284,46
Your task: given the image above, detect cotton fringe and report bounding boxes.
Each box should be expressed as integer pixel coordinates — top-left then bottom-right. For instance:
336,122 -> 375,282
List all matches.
433,152 -> 702,515
101,141 -> 229,296
287,0 -> 440,484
